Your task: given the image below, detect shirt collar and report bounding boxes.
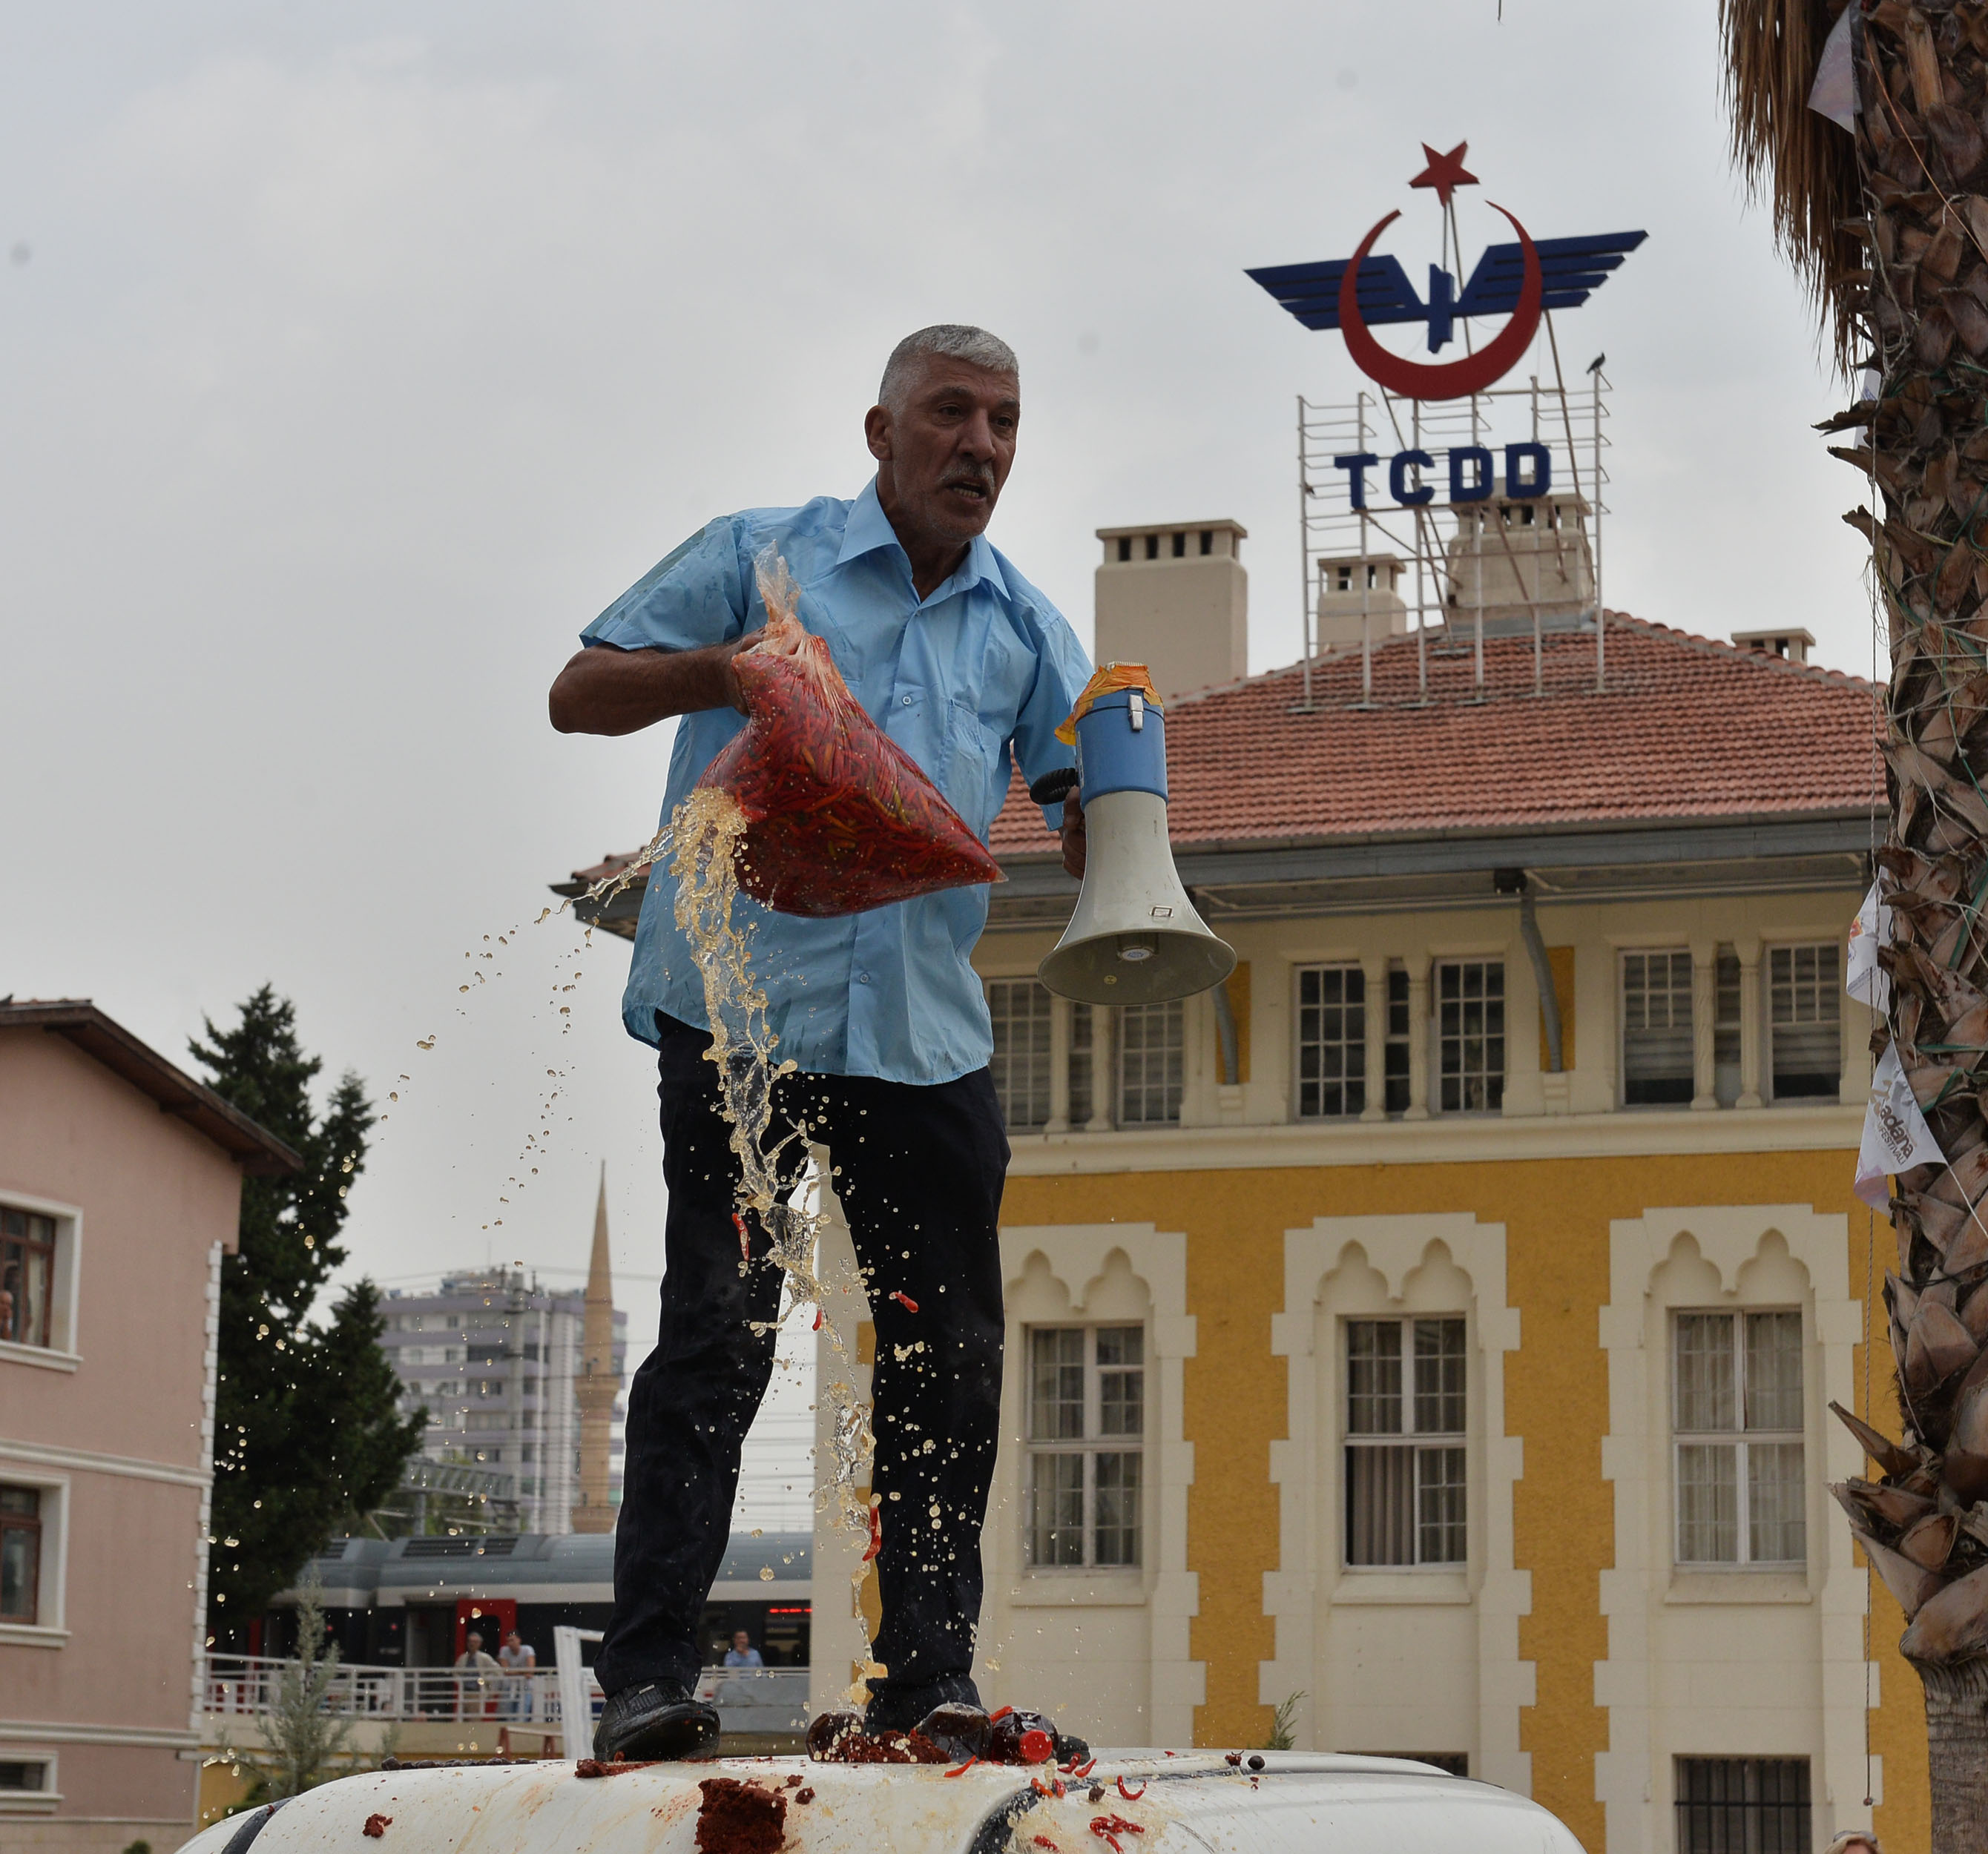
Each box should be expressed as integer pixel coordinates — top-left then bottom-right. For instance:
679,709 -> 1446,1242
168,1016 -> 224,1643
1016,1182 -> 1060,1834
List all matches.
837,477 -> 1009,606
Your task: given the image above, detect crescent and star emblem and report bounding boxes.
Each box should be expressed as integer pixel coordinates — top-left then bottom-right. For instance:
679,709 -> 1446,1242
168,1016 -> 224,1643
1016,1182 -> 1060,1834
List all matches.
1244,142 -> 1645,403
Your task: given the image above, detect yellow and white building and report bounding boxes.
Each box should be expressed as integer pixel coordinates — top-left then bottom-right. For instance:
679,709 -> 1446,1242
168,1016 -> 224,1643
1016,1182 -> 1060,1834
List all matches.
805,517 -> 1915,1853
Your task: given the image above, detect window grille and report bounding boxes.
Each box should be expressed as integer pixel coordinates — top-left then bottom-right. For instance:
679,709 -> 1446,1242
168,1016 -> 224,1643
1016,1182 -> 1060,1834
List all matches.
1384,965 -> 1411,1113
0,1486 -> 42,1626
1296,966 -> 1366,1118
1,1207 -> 55,1349
1436,961 -> 1504,1112
1768,945 -> 1840,1099
1118,1000 -> 1183,1125
1622,951 -> 1695,1106
1344,1318 -> 1467,1566
1025,1325 -> 1145,1568
1673,1310 -> 1806,1566
1673,1757 -> 1810,1854
987,979 -> 1054,1130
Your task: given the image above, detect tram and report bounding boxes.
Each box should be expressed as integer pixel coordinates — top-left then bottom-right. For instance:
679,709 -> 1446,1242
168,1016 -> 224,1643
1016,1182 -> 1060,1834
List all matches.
259,1530 -> 811,1673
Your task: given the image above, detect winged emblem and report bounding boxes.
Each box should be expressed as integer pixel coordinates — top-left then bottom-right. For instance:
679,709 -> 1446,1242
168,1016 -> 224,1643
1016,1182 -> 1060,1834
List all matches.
1245,230 -> 1648,352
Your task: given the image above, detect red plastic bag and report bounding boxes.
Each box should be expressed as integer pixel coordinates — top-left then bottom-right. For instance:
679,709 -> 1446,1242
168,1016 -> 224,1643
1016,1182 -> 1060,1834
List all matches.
693,549 -> 1004,917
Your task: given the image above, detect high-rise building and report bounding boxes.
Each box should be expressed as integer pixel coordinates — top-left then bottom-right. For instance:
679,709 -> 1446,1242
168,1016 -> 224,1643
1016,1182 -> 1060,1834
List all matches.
379,1184 -> 628,1535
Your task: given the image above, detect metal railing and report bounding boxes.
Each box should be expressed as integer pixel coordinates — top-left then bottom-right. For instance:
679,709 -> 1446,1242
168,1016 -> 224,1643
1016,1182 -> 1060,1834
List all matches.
200,1654 -> 809,1737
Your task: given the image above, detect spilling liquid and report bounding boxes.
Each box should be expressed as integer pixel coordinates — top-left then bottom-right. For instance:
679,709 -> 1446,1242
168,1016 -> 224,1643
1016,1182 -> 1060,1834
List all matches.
668,785 -> 877,1648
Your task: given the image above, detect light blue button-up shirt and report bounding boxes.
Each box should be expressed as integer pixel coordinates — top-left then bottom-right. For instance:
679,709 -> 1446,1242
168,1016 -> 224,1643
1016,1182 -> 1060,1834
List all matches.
580,481 -> 1093,1086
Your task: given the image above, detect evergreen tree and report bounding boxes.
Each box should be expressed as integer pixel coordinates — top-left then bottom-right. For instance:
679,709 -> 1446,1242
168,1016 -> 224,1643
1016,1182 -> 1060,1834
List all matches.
192,986 -> 424,1643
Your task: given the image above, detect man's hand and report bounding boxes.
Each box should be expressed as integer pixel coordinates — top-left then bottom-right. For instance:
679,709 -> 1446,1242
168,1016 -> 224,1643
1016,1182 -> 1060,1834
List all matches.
549,629 -> 766,736
1060,791 -> 1087,880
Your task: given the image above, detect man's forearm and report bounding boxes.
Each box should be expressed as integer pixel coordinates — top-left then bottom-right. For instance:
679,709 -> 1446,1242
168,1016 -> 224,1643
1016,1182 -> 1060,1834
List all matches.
547,637 -> 757,736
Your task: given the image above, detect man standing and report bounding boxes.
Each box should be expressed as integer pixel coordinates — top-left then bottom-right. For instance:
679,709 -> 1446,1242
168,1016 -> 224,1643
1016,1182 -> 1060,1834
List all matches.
550,326 -> 1091,1762
723,1630 -> 763,1670
452,1631 -> 498,1721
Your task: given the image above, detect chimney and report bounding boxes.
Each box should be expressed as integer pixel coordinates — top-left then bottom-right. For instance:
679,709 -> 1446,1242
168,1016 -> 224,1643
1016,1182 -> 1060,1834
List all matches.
570,1165 -> 618,1534
1731,627 -> 1814,665
1093,521 -> 1248,701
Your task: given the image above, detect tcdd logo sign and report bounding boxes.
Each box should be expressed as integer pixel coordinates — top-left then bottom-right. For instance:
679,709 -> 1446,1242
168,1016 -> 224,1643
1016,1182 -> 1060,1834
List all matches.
1332,442 -> 1552,511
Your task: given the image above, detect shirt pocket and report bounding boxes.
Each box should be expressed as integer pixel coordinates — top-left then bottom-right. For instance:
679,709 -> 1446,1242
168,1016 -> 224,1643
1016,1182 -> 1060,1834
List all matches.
945,696 -> 1007,839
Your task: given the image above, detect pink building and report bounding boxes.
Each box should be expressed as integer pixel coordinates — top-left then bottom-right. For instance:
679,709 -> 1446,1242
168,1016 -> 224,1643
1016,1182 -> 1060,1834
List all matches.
1,1000 -> 294,1854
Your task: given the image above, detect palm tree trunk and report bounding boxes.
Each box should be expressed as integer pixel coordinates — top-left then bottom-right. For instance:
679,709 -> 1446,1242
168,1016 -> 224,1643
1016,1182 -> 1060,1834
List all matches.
1722,4 -> 1988,1844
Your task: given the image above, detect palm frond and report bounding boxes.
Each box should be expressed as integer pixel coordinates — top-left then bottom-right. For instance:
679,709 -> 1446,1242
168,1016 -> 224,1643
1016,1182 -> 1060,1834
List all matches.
1720,0 -> 1864,373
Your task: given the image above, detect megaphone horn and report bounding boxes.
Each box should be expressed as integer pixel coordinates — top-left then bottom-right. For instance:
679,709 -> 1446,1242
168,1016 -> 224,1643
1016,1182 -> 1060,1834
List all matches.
1035,676 -> 1237,1007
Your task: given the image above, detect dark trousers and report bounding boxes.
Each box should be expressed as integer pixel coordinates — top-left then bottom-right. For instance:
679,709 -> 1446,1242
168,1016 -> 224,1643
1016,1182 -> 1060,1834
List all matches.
595,1013 -> 1010,1703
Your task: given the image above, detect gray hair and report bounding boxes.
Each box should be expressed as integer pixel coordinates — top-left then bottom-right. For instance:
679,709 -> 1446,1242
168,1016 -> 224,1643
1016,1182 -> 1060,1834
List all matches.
878,324 -> 1018,412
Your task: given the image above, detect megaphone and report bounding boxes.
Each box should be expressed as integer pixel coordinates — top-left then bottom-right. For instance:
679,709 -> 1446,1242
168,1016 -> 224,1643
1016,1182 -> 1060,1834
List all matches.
1035,670 -> 1237,1007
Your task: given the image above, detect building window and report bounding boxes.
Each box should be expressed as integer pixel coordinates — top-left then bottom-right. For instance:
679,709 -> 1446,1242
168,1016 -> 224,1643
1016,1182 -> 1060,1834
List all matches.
1171,531 -> 1186,558
1673,1310 -> 1805,1566
1622,951 -> 1694,1106
1768,944 -> 1840,1098
1,1488 -> 42,1624
1344,1318 -> 1467,1567
1199,529 -> 1214,555
1145,534 -> 1159,561
1295,966 -> 1366,1118
1,1207 -> 56,1349
1069,1003 -> 1096,1127
0,1760 -> 50,1791
1117,537 -> 1132,563
1024,1325 -> 1144,1568
1436,961 -> 1504,1112
988,980 -> 1054,1131
1714,947 -> 1742,1107
1118,1000 -> 1182,1126
1384,966 -> 1411,1113
1674,1757 -> 1810,1854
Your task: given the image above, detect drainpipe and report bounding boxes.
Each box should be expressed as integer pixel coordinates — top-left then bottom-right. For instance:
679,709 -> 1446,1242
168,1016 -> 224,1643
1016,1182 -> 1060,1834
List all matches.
1499,869 -> 1563,1073
1193,888 -> 1241,1086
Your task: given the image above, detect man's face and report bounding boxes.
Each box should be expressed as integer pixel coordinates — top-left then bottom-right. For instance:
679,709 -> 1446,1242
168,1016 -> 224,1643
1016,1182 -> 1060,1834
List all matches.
467,1634 -> 481,1652
866,359 -> 1020,546
732,1631 -> 749,1650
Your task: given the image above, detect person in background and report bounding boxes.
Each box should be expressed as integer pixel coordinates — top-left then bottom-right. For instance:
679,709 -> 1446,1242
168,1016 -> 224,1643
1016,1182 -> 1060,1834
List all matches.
497,1629 -> 536,1719
452,1631 -> 498,1721
1823,1833 -> 1882,1854
723,1629 -> 763,1669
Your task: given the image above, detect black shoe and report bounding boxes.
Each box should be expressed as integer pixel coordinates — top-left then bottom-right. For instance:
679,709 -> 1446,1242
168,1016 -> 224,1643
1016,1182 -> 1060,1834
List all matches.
591,1681 -> 720,1762
1052,1726 -> 1090,1765
914,1703 -> 990,1762
863,1674 -> 982,1736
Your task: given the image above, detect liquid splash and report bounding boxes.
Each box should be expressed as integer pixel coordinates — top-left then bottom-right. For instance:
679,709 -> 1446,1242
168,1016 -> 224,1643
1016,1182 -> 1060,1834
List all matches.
668,785 -> 876,1634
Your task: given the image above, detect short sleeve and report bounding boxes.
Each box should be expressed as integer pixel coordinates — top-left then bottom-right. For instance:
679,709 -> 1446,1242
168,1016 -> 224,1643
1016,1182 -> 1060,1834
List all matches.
1007,598 -> 1096,830
580,517 -> 749,653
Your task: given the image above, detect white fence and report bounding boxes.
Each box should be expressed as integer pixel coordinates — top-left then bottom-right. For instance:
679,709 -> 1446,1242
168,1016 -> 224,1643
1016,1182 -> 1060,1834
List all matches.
200,1653 -> 808,1739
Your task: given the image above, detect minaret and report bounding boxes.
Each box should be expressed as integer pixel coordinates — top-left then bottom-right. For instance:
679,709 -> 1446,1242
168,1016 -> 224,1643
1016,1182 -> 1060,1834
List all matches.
570,1166 -> 618,1534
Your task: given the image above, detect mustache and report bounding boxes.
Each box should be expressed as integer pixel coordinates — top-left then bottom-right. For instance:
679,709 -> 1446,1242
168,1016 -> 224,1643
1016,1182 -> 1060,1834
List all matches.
940,464 -> 997,493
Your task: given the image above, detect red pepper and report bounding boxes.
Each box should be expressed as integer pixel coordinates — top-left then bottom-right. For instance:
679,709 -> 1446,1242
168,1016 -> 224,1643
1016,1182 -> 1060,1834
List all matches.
990,1706 -> 1013,1723
731,1212 -> 750,1262
944,1758 -> 978,1778
1116,1778 -> 1146,1802
862,1506 -> 882,1563
1033,1840 -> 1057,1850
812,1307 -> 823,1330
1089,1816 -> 1145,1853
889,1290 -> 918,1313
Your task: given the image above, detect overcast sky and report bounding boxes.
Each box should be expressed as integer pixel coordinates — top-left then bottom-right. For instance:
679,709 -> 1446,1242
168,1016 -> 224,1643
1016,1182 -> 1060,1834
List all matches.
3,2 -> 1872,1520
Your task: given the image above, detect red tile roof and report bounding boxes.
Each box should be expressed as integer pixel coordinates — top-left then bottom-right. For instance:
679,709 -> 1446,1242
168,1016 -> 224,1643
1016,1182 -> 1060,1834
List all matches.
990,613 -> 1880,857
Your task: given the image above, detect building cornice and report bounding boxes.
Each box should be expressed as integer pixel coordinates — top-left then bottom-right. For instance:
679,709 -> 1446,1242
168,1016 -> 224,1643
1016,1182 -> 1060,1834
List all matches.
1001,1104 -> 1863,1178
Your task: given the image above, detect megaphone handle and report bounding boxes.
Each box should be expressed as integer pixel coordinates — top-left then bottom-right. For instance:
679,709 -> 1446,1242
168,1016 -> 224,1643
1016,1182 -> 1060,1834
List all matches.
1030,768 -> 1081,805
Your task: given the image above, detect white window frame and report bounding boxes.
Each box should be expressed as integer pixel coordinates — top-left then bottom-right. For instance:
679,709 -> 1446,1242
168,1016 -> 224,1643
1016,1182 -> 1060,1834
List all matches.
1434,960 -> 1505,1115
1764,942 -> 1842,1103
0,1465 -> 69,1648
0,1192 -> 83,1372
1619,948 -> 1696,1108
987,977 -> 1055,1132
1022,1323 -> 1146,1572
1116,1001 -> 1183,1127
1342,1316 -> 1469,1569
1671,1308 -> 1807,1569
1293,963 -> 1369,1121
0,1746 -> 60,1815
